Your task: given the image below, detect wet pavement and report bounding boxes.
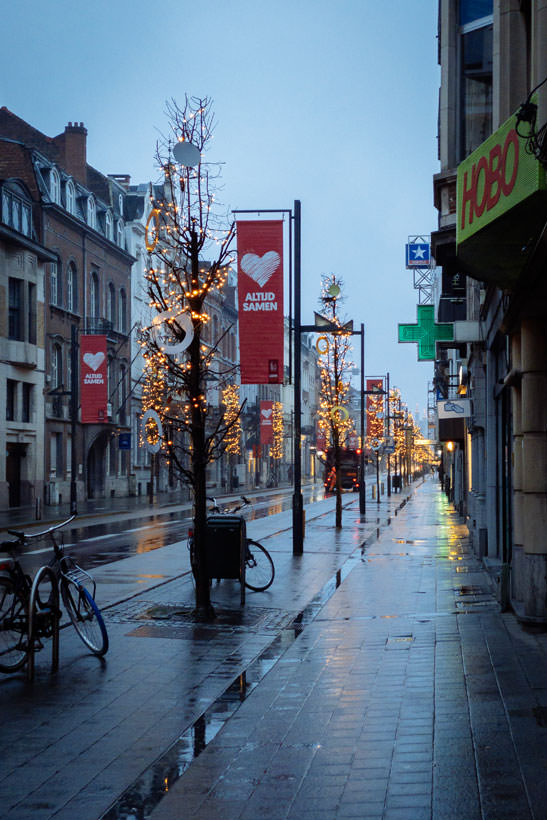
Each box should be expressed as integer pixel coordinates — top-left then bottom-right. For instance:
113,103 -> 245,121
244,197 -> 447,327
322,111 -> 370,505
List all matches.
1,479 -> 547,819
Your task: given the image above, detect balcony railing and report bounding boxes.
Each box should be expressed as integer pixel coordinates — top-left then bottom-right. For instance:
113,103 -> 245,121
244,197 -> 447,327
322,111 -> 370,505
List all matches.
85,317 -> 128,341
85,317 -> 113,335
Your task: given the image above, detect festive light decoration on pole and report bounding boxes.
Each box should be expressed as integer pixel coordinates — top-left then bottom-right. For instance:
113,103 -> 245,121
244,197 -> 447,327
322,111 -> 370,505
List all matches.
222,385 -> 242,456
316,276 -> 354,451
315,274 -> 355,529
271,401 -> 284,460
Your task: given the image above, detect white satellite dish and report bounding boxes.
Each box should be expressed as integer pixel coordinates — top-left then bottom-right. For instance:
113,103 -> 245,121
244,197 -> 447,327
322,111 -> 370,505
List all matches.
172,140 -> 201,167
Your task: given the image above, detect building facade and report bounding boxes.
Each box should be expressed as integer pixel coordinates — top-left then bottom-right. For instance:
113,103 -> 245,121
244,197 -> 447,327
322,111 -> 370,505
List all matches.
433,1 -> 547,621
0,181 -> 56,510
0,110 -> 134,510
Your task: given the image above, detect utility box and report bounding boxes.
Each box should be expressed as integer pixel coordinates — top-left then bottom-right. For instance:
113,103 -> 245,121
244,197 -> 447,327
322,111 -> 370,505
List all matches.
205,515 -> 246,605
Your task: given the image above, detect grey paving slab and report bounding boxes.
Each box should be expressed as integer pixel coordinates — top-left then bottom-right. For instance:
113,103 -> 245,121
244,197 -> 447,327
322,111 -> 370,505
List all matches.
2,479 -> 547,820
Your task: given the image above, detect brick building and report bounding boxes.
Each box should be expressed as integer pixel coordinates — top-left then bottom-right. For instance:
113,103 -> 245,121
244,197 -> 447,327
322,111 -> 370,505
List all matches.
0,109 -> 134,509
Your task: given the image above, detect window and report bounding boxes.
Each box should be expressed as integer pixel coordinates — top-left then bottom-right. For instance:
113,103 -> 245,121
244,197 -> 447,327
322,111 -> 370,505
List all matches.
118,288 -> 127,333
66,180 -> 76,215
11,198 -> 21,232
107,282 -> 116,326
90,271 -> 100,317
105,210 -> 113,241
67,435 -> 72,476
21,203 -> 30,236
116,219 -> 124,248
50,433 -> 63,478
2,190 -> 9,224
459,0 -> 492,26
50,169 -> 61,204
52,343 -> 63,388
22,383 -> 32,423
8,278 -> 23,340
119,364 -> 127,425
67,338 -> 74,392
87,196 -> 96,229
50,262 -> 62,306
459,0 -> 493,160
6,380 -> 16,421
28,282 -> 36,344
66,262 -> 77,313
1,185 -> 32,237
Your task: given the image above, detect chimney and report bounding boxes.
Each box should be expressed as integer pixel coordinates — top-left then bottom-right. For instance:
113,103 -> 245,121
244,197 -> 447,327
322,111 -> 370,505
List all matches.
58,121 -> 87,183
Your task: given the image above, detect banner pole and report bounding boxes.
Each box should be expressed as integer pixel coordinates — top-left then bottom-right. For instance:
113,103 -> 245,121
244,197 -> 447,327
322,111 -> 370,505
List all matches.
292,200 -> 304,555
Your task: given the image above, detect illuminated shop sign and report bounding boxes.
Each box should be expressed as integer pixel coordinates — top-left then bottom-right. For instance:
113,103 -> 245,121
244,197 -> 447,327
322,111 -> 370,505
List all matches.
457,103 -> 546,247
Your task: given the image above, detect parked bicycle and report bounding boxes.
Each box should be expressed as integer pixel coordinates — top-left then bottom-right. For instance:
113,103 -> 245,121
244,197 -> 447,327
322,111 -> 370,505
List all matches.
188,496 -> 275,592
0,516 -> 108,677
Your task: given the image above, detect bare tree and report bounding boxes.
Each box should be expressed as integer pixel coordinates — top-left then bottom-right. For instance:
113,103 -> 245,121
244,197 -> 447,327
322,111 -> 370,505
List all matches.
140,96 -> 242,619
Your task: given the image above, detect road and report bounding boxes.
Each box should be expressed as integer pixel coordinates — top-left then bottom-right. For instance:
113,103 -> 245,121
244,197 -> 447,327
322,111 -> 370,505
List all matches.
15,482 -> 331,576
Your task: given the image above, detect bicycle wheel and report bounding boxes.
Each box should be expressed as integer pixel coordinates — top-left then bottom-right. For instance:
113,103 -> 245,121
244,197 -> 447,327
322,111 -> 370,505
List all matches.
61,579 -> 108,656
0,578 -> 28,672
244,540 -> 275,592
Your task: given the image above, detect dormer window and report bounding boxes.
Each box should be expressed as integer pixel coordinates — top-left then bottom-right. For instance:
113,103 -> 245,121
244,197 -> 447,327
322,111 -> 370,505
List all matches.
118,193 -> 123,217
50,169 -> 61,204
66,180 -> 76,215
1,182 -> 33,238
116,219 -> 124,248
105,210 -> 113,241
87,196 -> 96,229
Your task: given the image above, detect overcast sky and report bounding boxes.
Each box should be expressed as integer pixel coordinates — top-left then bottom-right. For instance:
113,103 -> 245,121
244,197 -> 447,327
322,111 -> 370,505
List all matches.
2,0 -> 440,417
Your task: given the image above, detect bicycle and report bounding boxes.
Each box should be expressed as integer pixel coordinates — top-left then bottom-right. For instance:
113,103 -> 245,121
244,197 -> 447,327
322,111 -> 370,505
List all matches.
188,496 -> 275,593
0,515 -> 108,677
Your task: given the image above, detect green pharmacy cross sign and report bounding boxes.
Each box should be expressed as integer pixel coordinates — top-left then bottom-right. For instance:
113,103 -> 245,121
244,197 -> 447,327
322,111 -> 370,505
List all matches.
398,305 -> 454,361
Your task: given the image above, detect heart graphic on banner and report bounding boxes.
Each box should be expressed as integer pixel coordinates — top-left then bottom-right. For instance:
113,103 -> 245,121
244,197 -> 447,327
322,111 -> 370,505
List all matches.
261,409 -> 273,420
241,251 -> 280,287
83,351 -> 105,372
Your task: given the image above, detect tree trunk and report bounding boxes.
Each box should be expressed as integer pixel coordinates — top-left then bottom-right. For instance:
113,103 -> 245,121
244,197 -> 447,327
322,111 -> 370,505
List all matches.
189,229 -> 214,620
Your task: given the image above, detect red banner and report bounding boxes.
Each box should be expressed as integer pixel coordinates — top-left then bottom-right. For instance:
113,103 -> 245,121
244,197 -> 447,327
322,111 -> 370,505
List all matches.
260,401 -> 274,445
80,335 -> 108,423
366,378 -> 384,439
237,220 -> 284,384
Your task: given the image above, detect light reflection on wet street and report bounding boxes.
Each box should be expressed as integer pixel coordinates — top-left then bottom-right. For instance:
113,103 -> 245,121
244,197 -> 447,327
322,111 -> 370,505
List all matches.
21,484 -> 327,575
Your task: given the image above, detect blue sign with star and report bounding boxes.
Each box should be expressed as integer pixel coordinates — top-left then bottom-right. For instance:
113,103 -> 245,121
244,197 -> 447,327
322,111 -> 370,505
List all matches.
406,242 -> 431,268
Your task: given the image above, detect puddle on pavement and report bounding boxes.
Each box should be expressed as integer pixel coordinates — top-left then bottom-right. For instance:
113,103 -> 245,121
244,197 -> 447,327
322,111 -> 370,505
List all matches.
100,553 -> 359,819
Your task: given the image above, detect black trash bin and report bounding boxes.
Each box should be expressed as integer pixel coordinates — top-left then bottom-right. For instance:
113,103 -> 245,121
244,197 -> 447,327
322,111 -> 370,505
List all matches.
205,515 -> 246,605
